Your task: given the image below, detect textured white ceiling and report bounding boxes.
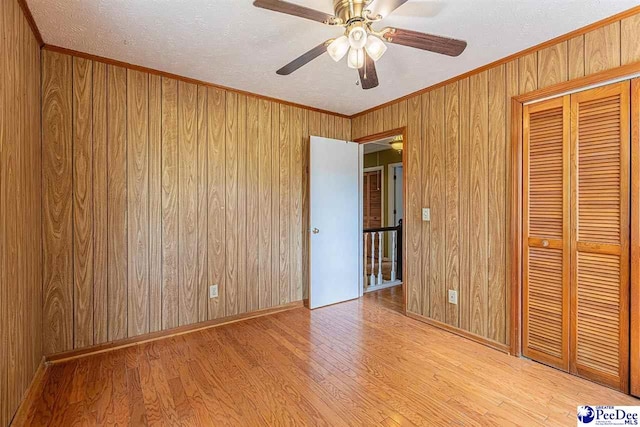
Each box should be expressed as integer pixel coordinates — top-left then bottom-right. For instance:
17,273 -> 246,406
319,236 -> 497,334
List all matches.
28,0 -> 640,115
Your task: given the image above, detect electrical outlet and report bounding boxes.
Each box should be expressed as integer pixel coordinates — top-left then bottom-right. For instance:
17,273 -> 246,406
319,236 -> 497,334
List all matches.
422,208 -> 431,222
209,285 -> 219,299
448,290 -> 458,305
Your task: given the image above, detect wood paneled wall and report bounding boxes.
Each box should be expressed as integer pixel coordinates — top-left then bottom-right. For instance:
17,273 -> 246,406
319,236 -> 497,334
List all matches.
41,49 -> 351,355
352,14 -> 640,348
0,0 -> 43,425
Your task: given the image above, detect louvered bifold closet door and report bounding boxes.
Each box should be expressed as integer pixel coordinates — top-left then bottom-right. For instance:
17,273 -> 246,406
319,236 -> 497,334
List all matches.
523,96 -> 571,370
570,82 -> 630,392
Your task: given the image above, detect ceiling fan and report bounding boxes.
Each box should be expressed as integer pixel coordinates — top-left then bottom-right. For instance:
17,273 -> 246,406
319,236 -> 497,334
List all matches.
253,0 -> 467,90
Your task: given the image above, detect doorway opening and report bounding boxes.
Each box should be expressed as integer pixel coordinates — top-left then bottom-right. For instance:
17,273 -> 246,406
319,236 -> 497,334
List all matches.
308,128 -> 407,314
361,134 -> 404,305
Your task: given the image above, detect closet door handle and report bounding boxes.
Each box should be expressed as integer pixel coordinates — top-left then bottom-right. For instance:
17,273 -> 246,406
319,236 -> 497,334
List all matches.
542,239 -> 549,248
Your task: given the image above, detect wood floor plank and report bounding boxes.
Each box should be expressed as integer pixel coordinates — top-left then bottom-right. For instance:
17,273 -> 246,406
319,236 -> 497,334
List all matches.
24,287 -> 640,426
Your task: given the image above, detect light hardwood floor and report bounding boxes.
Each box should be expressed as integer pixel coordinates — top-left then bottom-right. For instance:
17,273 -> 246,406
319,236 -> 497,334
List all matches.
17,286 -> 638,426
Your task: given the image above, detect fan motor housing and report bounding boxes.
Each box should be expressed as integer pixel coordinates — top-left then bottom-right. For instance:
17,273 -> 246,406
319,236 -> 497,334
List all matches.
333,0 -> 372,23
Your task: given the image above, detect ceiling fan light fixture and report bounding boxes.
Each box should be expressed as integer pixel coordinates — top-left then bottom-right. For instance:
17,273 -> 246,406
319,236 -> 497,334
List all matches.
327,36 -> 350,62
347,47 -> 365,69
365,35 -> 387,61
348,26 -> 368,49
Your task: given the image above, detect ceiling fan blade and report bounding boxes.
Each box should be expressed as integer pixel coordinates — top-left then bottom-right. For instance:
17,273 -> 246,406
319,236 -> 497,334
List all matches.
253,0 -> 341,25
382,28 -> 467,57
276,40 -> 332,75
358,53 -> 379,90
366,0 -> 409,19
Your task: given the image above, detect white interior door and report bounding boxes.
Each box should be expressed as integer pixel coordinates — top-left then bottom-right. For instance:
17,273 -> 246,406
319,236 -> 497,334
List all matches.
310,136 -> 362,309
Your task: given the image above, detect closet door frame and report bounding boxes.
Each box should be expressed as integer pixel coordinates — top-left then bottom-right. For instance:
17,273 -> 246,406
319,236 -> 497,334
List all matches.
511,68 -> 640,396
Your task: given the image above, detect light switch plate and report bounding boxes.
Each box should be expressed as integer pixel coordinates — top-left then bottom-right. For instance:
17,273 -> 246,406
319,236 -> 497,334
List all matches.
209,285 -> 219,299
422,208 -> 431,222
448,290 -> 458,305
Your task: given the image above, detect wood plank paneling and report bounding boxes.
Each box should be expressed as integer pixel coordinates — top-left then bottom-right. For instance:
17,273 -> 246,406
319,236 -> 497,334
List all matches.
73,57 -> 94,348
247,97 -> 260,312
444,82 -> 460,328
622,14 -> 640,65
225,92 -> 239,316
127,69 -> 149,337
420,93 -> 430,316
352,8 -> 640,351
93,62 -> 109,343
148,74 -> 162,333
290,107 -> 304,302
258,100 -> 272,309
584,22 -> 621,74
2,2 -> 43,423
196,85 -> 208,322
271,102 -> 281,308
487,65 -> 506,343
178,81 -> 198,326
469,71 -> 489,338
538,42 -> 568,89
458,77 -> 471,331
279,105 -> 291,305
568,36 -> 585,80
237,95 -> 248,315
108,65 -> 129,341
161,77 -> 179,330
429,88 -> 446,322
43,50 -> 73,354
519,52 -> 538,94
39,49 -> 346,362
207,87 -> 226,320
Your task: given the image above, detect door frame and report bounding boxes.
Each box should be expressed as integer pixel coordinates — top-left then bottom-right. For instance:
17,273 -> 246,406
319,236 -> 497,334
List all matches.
387,162 -> 403,227
355,127 -> 407,314
510,66 -> 640,395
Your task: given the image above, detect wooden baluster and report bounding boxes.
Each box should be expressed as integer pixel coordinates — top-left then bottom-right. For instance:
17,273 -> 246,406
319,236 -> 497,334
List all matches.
390,230 -> 397,282
377,231 -> 383,285
370,232 -> 376,287
363,232 -> 368,286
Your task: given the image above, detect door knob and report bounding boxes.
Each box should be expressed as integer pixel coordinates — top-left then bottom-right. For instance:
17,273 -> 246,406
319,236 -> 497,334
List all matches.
542,240 -> 549,247
312,228 -> 320,234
